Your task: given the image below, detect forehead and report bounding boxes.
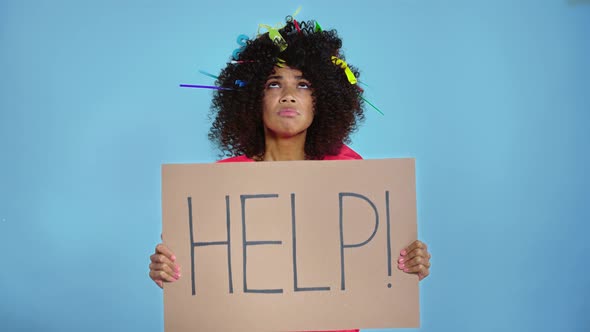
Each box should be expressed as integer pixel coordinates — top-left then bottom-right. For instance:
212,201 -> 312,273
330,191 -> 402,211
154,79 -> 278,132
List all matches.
267,66 -> 304,79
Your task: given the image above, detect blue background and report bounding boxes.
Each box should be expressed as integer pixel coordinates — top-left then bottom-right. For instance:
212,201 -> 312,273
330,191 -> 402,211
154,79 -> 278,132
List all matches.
1,0 -> 589,331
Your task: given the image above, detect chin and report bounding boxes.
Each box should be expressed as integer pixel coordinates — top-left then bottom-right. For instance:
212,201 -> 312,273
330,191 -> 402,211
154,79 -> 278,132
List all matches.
273,128 -> 308,138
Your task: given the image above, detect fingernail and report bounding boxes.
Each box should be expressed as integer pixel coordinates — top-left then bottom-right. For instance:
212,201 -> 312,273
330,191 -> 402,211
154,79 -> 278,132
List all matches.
174,273 -> 180,279
398,258 -> 405,263
171,255 -> 177,261
174,266 -> 180,272
400,250 -> 407,256
399,263 -> 405,269
404,268 -> 409,273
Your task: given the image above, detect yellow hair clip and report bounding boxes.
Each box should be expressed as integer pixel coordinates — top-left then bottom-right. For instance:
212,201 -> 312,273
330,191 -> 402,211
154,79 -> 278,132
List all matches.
258,24 -> 288,52
331,56 -> 357,85
276,57 -> 287,68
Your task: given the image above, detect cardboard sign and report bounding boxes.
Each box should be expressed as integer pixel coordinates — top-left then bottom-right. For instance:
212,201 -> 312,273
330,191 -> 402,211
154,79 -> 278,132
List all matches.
162,159 -> 419,332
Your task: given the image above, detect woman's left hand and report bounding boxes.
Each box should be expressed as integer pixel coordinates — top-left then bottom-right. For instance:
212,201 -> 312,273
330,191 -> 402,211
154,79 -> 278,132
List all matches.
398,240 -> 431,281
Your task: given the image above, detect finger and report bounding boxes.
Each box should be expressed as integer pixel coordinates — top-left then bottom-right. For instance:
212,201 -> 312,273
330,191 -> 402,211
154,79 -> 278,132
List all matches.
399,255 -> 428,270
150,262 -> 181,278
150,269 -> 179,283
398,256 -> 426,271
155,243 -> 177,262
149,263 -> 178,280
155,280 -> 163,288
418,270 -> 430,281
400,240 -> 427,256
151,245 -> 179,267
150,253 -> 180,274
402,263 -> 428,275
398,248 -> 427,263
150,252 -> 174,266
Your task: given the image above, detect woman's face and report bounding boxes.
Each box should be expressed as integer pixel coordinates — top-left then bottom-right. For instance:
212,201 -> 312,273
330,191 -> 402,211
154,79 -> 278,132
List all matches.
261,66 -> 314,139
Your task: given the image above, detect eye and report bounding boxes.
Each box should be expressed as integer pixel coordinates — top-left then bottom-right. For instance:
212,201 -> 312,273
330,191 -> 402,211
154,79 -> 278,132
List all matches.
298,81 -> 311,89
267,81 -> 280,89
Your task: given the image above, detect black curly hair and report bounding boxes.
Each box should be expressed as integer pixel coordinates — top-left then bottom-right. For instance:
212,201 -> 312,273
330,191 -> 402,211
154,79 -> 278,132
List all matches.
209,17 -> 365,160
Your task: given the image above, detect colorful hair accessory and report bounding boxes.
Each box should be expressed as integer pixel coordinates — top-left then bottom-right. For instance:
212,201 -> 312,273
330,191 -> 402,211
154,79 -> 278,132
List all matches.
314,21 -> 322,32
230,60 -> 255,64
234,80 -> 247,87
236,34 -> 249,45
293,19 -> 302,33
257,7 -> 300,50
268,27 -> 288,51
179,84 -> 233,91
257,23 -> 288,51
198,70 -> 218,80
232,34 -> 250,60
331,56 -> 357,85
276,57 -> 287,68
257,21 -> 285,35
356,82 -> 383,115
361,96 -> 384,115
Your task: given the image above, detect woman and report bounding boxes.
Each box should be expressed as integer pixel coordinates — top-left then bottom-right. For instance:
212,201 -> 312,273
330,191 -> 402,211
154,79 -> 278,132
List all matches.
150,16 -> 431,331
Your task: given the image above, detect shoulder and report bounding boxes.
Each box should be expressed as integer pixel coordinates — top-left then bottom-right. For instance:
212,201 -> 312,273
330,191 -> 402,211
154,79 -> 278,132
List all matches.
216,155 -> 255,163
323,145 -> 363,160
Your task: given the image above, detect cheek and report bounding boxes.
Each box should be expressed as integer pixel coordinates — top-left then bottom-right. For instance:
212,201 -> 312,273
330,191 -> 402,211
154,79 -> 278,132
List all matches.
305,96 -> 315,115
261,101 -> 276,129
262,92 -> 279,108
261,96 -> 272,115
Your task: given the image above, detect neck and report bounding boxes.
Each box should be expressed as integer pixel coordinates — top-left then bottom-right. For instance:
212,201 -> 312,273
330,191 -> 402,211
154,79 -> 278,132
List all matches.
262,132 -> 307,161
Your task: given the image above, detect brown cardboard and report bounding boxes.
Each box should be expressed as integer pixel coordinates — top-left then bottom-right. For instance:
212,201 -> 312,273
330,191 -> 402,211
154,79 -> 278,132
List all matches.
162,159 -> 419,332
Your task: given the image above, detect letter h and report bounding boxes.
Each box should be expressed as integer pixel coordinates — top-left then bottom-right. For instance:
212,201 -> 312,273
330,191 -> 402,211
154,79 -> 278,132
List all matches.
187,196 -> 233,295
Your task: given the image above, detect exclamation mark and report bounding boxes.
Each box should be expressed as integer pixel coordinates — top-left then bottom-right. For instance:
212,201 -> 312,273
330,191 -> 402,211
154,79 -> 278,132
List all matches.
386,190 -> 392,288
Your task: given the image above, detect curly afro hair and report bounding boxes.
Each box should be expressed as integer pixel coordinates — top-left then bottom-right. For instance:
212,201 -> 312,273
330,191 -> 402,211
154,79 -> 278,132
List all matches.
209,17 -> 365,160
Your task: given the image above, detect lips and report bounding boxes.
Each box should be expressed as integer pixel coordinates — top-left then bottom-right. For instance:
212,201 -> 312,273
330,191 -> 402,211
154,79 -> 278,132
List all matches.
277,108 -> 299,117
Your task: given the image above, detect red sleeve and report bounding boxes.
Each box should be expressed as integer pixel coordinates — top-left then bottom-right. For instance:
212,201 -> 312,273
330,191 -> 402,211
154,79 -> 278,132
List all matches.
323,144 -> 363,160
216,155 -> 255,163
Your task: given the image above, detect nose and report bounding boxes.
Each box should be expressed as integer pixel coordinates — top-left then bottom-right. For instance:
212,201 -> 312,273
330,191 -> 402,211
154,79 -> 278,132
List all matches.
280,96 -> 296,103
280,87 -> 296,103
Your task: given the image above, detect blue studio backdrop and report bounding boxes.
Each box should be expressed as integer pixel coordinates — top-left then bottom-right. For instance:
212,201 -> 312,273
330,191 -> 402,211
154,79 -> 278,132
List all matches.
0,0 -> 589,331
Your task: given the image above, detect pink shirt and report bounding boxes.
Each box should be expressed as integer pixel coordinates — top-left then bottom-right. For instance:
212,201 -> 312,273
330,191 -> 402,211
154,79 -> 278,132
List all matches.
218,144 -> 362,332
217,144 -> 363,163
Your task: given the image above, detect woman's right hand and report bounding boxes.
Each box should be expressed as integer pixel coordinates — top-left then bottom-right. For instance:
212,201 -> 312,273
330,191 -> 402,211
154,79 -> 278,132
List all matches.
149,243 -> 181,288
